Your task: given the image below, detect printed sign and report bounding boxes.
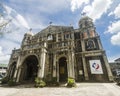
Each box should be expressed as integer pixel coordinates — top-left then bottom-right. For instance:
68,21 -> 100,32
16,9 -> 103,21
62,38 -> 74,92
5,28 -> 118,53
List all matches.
89,60 -> 103,74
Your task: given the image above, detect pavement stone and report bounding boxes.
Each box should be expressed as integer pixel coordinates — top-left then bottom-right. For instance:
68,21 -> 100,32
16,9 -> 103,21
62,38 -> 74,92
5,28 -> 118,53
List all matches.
0,83 -> 120,96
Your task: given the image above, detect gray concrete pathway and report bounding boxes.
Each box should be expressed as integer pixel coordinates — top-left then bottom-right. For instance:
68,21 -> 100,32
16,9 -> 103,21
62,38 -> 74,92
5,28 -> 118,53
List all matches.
0,83 -> 120,96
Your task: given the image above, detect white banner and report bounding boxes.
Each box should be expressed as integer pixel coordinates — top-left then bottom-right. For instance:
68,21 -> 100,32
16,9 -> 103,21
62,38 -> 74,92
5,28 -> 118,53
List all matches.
89,60 -> 103,74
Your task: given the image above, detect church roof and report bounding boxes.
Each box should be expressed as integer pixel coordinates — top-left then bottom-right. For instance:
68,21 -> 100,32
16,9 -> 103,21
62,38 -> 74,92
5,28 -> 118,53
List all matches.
80,16 -> 92,21
25,31 -> 34,36
35,25 -> 74,36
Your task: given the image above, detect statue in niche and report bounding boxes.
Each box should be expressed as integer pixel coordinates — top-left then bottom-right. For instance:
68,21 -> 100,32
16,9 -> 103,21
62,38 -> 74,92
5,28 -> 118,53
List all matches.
47,34 -> 53,40
86,40 -> 96,49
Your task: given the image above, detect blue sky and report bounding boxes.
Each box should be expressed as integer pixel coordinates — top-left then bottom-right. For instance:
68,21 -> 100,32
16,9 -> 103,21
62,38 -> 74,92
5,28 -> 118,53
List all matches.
0,0 -> 120,63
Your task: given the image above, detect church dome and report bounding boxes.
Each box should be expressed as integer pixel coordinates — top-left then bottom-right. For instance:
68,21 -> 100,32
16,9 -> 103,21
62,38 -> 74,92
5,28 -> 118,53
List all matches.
25,29 -> 34,36
78,16 -> 94,28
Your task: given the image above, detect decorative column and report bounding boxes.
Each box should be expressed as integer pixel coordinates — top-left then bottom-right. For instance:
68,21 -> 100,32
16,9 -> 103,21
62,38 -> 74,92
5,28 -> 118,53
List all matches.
56,60 -> 59,82
9,67 -> 14,78
81,39 -> 89,80
56,33 -> 58,42
82,55 -> 89,80
68,51 -> 74,78
81,39 -> 85,51
97,36 -> 103,50
16,66 -> 22,82
71,51 -> 75,78
70,31 -> 75,79
6,65 -> 11,78
56,33 -> 58,48
53,53 -> 57,77
37,42 -> 47,79
103,53 -> 113,81
62,32 -> 64,47
14,56 -> 21,80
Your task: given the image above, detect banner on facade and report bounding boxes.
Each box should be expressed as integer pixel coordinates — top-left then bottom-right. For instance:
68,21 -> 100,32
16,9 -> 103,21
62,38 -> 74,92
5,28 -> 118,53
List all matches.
89,60 -> 103,74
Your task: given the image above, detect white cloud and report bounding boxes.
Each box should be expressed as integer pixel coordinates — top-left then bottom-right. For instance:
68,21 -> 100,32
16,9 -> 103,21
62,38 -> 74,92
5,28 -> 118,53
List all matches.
108,54 -> 120,62
0,36 -> 20,64
16,14 -> 30,29
0,46 -> 3,55
70,0 -> 113,21
3,4 -> 30,29
111,32 -> 120,46
108,4 -> 120,18
106,20 -> 120,34
9,0 -> 70,14
83,0 -> 113,21
7,0 -> 72,30
106,4 -> 120,46
106,20 -> 120,45
0,37 -> 20,54
0,4 -> 29,63
4,4 -> 12,14
71,0 -> 89,12
108,12 -> 113,16
113,4 -> 120,18
0,46 -> 10,64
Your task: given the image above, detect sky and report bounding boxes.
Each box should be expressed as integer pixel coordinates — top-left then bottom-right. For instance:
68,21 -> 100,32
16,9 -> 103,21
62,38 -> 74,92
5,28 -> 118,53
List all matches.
0,0 -> 120,64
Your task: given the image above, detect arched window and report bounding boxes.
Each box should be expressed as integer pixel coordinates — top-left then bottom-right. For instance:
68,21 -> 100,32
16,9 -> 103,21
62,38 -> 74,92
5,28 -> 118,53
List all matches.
47,34 -> 53,40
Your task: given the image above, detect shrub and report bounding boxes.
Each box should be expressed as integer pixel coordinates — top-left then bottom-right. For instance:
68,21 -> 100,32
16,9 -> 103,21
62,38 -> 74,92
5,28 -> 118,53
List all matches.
1,76 -> 9,84
67,77 -> 76,87
8,78 -> 16,86
51,77 -> 59,86
35,77 -> 46,88
115,77 -> 120,85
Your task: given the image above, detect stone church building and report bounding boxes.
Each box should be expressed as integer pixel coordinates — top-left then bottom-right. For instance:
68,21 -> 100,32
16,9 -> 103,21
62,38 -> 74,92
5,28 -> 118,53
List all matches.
7,16 -> 113,83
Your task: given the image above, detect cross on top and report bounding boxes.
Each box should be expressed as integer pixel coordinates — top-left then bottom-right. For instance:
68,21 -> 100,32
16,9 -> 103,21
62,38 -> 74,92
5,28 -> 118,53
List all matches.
29,28 -> 32,31
81,12 -> 87,16
49,21 -> 52,25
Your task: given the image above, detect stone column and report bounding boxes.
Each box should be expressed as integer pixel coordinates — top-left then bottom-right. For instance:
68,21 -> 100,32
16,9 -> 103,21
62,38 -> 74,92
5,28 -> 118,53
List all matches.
6,63 -> 12,78
56,33 -> 58,48
53,53 -> 56,77
16,66 -> 22,82
56,33 -> 58,42
81,39 -> 89,80
7,66 -> 11,78
68,51 -> 74,78
62,32 -> 64,47
97,37 -> 103,50
81,40 -> 85,51
14,56 -> 21,80
9,67 -> 14,78
56,60 -> 59,82
37,42 -> 46,79
71,51 -> 75,78
103,53 -> 113,81
82,55 -> 89,80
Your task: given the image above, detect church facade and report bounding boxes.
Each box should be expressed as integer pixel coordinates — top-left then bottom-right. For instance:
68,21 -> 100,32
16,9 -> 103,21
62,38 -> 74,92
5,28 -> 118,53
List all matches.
7,16 -> 113,83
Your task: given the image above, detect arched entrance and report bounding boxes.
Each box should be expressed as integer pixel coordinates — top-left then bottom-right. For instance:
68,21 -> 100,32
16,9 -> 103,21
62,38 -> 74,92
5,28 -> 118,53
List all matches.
20,55 -> 38,82
59,57 -> 68,82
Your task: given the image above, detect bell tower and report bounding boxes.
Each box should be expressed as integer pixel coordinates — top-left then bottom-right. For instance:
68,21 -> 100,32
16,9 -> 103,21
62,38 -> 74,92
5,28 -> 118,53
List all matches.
79,16 -> 97,38
22,29 -> 34,46
79,16 -> 102,51
78,16 -> 113,81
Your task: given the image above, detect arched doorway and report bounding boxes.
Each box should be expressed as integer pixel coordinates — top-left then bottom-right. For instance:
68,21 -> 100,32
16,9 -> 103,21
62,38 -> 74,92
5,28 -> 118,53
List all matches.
59,57 -> 68,82
20,55 -> 38,82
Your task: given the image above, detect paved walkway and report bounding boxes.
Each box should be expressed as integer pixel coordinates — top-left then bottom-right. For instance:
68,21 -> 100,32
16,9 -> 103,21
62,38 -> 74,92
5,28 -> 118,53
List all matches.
0,83 -> 120,96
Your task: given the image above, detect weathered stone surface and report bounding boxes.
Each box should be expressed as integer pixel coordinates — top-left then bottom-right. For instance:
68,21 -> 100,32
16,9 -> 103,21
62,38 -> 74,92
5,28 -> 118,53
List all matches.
7,16 -> 113,84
